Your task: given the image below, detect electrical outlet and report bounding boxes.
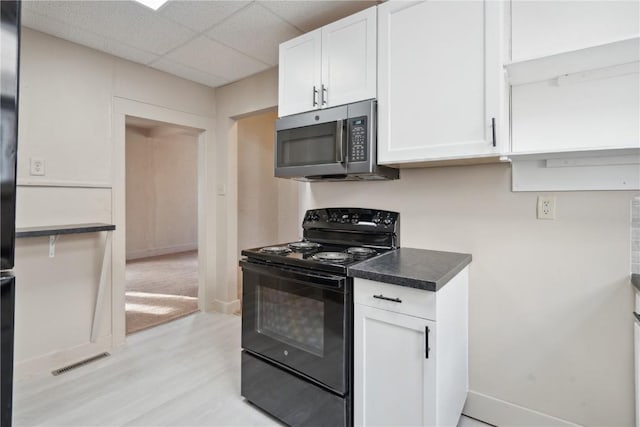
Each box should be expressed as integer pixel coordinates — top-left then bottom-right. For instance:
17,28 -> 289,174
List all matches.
30,157 -> 45,176
537,196 -> 556,220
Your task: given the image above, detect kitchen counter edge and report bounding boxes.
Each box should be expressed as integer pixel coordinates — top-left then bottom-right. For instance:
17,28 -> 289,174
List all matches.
348,247 -> 472,292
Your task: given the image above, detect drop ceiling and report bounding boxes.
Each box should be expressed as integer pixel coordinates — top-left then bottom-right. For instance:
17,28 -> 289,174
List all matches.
22,0 -> 378,89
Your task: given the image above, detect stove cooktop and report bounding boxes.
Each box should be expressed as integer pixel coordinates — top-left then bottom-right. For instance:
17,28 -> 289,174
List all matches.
241,241 -> 390,275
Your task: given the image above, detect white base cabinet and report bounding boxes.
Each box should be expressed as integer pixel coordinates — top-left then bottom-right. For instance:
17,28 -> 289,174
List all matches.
354,268 -> 469,427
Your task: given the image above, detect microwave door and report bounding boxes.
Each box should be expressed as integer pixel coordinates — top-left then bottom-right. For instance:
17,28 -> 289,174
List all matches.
275,119 -> 347,178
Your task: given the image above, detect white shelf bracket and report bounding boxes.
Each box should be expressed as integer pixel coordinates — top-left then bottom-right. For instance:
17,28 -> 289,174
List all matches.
48,235 -> 59,258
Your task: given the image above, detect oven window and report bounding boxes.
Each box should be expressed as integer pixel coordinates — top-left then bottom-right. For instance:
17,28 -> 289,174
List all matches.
277,122 -> 337,167
256,286 -> 325,357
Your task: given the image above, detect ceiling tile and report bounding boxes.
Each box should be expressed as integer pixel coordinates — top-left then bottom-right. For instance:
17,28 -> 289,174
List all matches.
22,8 -> 160,64
159,0 -> 252,33
206,3 -> 302,66
163,35 -> 270,81
22,1 -> 196,56
149,57 -> 230,88
260,0 -> 378,32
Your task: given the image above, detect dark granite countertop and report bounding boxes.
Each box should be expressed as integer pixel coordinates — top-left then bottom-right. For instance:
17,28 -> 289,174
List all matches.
348,247 -> 472,291
16,223 -> 115,238
633,274 -> 640,292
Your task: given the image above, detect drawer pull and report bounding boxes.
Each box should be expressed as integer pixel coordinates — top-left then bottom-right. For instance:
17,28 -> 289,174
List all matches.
373,294 -> 402,303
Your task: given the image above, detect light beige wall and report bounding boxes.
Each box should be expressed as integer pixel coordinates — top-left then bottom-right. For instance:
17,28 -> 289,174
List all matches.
14,28 -> 215,378
125,126 -> 198,260
237,112 -> 279,250
237,110 -> 299,253
304,164 -> 638,426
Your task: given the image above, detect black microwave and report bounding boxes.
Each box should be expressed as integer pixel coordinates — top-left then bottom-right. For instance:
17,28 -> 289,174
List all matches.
274,100 -> 398,181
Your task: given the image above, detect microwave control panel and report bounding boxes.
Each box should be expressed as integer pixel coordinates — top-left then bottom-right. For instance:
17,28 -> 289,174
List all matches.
349,117 -> 367,162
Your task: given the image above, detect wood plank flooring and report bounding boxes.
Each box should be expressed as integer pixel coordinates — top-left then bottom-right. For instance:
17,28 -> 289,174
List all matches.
13,311 -> 489,427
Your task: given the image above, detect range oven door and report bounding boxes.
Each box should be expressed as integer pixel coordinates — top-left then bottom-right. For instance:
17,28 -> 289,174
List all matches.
275,104 -> 348,178
240,260 -> 350,394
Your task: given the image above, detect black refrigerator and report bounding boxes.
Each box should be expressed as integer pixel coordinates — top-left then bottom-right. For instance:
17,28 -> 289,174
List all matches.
1,0 -> 20,425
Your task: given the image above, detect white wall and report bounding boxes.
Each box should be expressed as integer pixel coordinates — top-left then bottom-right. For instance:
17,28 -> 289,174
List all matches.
125,126 -> 198,260
14,28 -> 216,378
304,165 -> 638,426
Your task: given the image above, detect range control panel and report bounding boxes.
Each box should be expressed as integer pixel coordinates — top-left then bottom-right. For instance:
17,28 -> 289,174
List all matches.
303,208 -> 399,230
349,117 -> 367,162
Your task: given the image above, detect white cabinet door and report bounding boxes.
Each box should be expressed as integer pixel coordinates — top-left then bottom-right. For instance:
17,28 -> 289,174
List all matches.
377,1 -> 504,164
354,303 -> 436,427
511,0 -> 640,61
278,7 -> 376,117
322,6 -> 377,108
278,29 -> 322,117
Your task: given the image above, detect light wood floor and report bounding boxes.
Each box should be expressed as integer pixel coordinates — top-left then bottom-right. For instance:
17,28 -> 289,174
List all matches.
13,311 -> 490,427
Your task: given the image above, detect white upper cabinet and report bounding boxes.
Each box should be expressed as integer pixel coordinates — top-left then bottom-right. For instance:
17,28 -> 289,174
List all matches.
278,30 -> 322,118
278,6 -> 376,117
507,1 -> 640,155
511,0 -> 640,62
377,1 -> 505,165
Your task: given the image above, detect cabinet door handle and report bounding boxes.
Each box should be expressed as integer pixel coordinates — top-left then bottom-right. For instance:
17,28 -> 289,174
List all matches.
321,84 -> 327,105
425,326 -> 430,359
372,294 -> 402,303
491,117 -> 496,147
312,86 -> 318,107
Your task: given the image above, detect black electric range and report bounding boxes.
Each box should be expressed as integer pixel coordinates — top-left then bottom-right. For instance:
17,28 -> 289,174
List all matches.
239,207 -> 399,427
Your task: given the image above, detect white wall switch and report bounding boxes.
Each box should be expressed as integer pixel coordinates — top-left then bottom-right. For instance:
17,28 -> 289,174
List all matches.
537,195 -> 556,220
30,157 -> 45,176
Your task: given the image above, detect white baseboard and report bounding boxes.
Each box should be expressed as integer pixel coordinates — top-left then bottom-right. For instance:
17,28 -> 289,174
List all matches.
126,243 -> 197,260
463,390 -> 582,427
15,335 -> 112,381
208,299 -> 241,315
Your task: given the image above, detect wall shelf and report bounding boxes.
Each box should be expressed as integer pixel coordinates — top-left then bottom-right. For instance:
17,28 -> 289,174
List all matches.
510,148 -> 640,191
504,37 -> 640,86
16,223 -> 115,238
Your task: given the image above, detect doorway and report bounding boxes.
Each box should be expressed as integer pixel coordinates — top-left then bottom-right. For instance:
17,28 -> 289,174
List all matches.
124,116 -> 200,334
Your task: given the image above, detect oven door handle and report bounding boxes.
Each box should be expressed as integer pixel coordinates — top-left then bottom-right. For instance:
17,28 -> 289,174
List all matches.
240,260 -> 346,289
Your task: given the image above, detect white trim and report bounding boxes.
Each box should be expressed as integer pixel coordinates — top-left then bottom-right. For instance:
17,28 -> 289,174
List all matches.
112,96 -> 216,348
463,390 -> 583,427
210,299 -> 241,315
17,179 -> 112,189
126,243 -> 198,260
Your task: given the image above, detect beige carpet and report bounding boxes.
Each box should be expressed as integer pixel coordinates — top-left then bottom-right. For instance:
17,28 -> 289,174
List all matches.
125,250 -> 199,335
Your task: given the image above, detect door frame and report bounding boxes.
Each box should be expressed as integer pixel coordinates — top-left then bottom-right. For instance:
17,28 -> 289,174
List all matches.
112,97 -> 215,347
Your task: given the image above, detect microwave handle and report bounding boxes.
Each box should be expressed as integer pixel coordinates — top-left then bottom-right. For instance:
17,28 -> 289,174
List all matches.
336,119 -> 345,163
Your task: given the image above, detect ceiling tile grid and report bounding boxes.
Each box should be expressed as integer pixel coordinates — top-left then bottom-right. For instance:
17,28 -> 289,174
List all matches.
205,2 -> 302,66
159,0 -> 252,33
21,0 -> 378,89
158,35 -> 270,81
21,4 -> 162,64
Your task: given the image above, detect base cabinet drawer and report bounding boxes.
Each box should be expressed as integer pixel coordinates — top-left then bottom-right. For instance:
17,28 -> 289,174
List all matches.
354,278 -> 436,320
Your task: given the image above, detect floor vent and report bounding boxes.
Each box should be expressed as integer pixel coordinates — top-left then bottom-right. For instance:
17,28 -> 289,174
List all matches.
51,352 -> 110,376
